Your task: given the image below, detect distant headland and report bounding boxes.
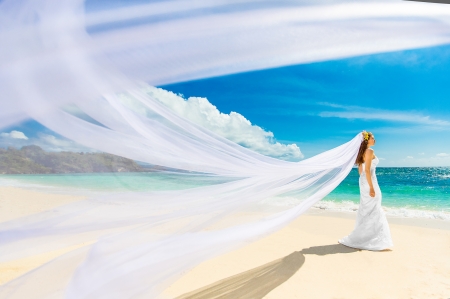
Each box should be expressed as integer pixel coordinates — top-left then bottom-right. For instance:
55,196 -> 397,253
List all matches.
0,145 -> 169,174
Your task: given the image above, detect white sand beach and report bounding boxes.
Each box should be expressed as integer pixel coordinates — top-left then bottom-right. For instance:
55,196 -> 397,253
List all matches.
1,186 -> 449,298
165,211 -> 450,299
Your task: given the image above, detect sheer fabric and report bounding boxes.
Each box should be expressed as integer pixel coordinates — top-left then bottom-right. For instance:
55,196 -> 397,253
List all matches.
2,0 -> 450,128
0,93 -> 363,297
0,0 -> 447,298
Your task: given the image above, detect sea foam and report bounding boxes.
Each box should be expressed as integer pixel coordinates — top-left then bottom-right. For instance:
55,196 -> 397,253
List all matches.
260,196 -> 450,221
312,200 -> 450,221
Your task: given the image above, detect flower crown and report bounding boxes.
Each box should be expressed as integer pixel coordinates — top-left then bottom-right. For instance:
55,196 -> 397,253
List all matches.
363,131 -> 369,141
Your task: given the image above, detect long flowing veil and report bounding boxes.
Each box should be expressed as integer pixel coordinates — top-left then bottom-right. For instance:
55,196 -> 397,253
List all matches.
1,0 -> 449,298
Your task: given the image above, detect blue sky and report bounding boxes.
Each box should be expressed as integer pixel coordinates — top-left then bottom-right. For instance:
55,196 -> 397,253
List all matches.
1,44 -> 450,166
160,44 -> 450,167
2,0 -> 450,167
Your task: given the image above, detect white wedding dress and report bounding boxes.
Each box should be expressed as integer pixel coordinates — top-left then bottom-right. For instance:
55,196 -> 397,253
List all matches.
339,156 -> 394,251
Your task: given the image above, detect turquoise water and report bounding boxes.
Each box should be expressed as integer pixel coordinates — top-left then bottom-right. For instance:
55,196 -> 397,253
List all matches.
326,167 -> 450,211
0,172 -> 235,192
1,167 -> 449,218
322,167 -> 450,218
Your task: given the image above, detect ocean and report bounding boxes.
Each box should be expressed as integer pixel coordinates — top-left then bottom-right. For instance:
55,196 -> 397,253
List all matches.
317,167 -> 450,220
1,167 -> 449,220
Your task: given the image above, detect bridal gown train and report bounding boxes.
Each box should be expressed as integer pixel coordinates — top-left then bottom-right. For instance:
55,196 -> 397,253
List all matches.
339,156 -> 393,251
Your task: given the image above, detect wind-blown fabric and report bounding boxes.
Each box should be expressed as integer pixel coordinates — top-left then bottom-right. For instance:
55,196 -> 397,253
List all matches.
0,88 -> 363,298
0,0 -> 449,298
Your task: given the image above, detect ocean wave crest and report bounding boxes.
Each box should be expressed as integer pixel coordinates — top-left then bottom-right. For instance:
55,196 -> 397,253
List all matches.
313,200 -> 450,221
260,197 -> 450,221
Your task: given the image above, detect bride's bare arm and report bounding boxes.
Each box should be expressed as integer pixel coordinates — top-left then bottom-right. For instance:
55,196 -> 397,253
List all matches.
364,149 -> 375,197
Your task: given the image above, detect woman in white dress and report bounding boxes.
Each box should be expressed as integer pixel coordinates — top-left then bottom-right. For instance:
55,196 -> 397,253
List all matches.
339,131 -> 393,251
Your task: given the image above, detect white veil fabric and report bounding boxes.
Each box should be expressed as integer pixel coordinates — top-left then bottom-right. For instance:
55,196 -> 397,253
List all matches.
0,84 -> 363,298
1,0 -> 450,298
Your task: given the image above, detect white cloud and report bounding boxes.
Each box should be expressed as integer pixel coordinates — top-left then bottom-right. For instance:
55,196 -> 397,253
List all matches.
318,103 -> 450,127
2,87 -> 304,160
418,152 -> 425,155
35,134 -> 93,152
436,153 -> 449,157
0,131 -> 93,153
393,154 -> 450,167
0,130 -> 29,140
378,157 -> 386,160
142,87 -> 303,161
406,156 -> 413,159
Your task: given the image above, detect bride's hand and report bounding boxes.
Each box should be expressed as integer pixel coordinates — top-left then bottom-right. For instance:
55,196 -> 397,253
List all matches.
370,188 -> 375,197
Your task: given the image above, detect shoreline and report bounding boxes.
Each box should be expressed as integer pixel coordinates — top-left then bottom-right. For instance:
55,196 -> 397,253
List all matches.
307,208 -> 450,230
2,177 -> 449,223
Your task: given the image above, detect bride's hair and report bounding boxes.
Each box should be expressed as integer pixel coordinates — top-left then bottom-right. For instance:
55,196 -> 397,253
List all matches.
355,131 -> 373,165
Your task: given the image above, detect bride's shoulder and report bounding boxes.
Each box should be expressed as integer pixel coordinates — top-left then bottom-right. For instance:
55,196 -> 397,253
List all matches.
364,148 -> 374,158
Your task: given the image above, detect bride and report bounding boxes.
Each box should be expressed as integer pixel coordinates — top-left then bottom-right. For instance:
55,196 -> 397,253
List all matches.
339,131 -> 394,251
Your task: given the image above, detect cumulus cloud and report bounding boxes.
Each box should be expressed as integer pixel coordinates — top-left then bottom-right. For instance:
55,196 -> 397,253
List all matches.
0,131 -> 93,153
36,133 -> 94,152
436,153 -> 449,157
0,130 -> 28,140
406,156 -> 413,159
142,87 -> 303,161
1,87 -> 303,160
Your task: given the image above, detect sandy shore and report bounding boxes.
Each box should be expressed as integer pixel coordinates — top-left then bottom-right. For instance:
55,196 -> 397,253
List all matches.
0,186 -> 85,223
1,186 -> 449,298
165,210 -> 450,299
0,187 -> 86,285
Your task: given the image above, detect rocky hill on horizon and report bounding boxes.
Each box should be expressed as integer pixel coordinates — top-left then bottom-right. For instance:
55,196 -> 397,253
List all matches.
0,145 -> 166,174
